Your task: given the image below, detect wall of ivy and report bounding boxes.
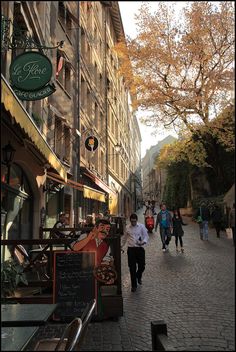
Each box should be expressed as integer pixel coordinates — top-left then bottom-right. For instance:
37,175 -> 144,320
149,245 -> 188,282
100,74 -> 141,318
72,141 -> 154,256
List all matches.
162,161 -> 191,210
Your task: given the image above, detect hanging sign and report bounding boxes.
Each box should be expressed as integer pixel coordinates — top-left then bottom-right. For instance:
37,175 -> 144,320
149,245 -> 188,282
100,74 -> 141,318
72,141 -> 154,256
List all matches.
9,51 -> 55,100
13,84 -> 56,101
85,136 -> 98,152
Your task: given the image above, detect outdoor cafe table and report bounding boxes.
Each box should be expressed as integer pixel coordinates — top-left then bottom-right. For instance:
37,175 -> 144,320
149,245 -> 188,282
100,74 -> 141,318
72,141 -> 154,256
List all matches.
1,326 -> 39,351
1,304 -> 58,327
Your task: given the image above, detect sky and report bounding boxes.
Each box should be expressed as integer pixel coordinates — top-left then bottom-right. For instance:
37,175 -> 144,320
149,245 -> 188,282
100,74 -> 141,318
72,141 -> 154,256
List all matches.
118,1 -> 185,157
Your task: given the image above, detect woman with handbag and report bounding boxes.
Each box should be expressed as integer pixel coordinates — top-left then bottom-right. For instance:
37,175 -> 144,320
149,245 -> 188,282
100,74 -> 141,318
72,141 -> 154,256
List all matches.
172,209 -> 187,253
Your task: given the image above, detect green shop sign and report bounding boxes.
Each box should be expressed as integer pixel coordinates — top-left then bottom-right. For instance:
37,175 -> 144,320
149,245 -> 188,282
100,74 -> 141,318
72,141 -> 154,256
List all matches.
13,84 -> 56,101
9,51 -> 55,100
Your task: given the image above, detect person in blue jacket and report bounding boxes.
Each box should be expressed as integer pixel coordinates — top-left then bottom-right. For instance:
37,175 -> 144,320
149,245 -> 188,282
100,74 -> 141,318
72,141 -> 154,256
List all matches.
155,202 -> 173,252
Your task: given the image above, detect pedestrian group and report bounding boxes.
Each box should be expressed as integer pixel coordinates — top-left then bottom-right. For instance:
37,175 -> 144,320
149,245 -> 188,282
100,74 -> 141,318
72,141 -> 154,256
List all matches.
122,201 -> 234,292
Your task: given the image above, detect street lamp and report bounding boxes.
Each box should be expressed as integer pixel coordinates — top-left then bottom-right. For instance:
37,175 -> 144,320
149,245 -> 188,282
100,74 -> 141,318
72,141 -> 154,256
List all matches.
2,141 -> 16,185
2,141 -> 16,166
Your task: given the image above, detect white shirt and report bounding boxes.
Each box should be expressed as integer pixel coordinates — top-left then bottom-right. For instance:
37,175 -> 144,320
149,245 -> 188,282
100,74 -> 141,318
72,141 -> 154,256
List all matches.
121,222 -> 149,248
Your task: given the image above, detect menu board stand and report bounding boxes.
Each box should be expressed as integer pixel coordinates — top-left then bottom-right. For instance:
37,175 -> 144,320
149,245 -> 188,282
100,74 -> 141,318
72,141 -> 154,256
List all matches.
53,251 -> 97,322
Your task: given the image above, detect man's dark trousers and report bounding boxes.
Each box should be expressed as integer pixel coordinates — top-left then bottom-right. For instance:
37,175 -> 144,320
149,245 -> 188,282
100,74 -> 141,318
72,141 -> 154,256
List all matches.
127,247 -> 145,288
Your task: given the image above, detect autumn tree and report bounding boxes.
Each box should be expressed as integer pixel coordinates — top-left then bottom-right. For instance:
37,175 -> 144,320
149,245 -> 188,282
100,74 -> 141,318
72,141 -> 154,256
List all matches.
157,104 -> 235,198
116,1 -> 235,134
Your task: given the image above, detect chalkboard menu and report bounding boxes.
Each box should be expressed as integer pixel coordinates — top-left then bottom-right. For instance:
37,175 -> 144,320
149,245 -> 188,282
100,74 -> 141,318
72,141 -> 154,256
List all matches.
53,251 -> 97,322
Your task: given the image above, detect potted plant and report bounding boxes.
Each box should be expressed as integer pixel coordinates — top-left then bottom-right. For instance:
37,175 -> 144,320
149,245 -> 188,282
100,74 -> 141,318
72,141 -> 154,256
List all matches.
1,258 -> 28,300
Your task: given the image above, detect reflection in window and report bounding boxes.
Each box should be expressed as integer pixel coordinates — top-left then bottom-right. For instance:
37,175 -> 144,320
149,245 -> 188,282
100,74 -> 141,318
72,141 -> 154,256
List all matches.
1,163 -> 33,249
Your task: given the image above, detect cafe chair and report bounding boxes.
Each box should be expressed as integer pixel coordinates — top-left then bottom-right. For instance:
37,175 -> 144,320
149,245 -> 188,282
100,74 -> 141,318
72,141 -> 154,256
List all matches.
76,299 -> 96,349
33,317 -> 83,351
14,244 -> 49,281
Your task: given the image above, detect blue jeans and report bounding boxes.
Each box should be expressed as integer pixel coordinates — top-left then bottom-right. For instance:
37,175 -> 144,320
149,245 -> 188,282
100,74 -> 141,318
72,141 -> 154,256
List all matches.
199,221 -> 209,240
160,227 -> 171,249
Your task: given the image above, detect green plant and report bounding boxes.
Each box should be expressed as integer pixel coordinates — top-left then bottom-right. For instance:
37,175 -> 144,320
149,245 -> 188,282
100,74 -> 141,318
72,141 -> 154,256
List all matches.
1,259 -> 28,299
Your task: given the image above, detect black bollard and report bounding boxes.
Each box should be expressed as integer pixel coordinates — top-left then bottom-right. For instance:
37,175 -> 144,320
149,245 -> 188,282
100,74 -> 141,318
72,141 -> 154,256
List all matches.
151,320 -> 167,351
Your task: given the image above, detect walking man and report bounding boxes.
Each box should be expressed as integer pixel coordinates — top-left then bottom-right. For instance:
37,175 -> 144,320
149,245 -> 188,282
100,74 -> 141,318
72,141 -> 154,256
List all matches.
155,202 -> 173,252
121,213 -> 149,292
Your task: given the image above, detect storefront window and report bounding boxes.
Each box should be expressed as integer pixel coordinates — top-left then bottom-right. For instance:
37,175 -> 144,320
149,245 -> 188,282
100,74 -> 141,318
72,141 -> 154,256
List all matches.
9,164 -> 22,190
1,163 -> 33,258
46,191 -> 60,228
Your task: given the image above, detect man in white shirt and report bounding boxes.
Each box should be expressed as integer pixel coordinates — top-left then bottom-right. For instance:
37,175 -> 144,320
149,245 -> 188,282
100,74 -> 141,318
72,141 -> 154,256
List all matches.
121,213 -> 149,292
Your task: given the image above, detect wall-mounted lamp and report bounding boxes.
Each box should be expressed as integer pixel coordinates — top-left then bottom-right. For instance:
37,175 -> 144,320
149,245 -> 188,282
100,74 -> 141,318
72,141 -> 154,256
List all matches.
43,180 -> 64,193
108,143 -> 122,156
2,141 -> 16,166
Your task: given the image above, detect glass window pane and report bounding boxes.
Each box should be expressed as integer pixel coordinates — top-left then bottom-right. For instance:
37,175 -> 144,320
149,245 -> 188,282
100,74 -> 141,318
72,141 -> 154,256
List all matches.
9,164 -> 22,190
46,192 -> 59,228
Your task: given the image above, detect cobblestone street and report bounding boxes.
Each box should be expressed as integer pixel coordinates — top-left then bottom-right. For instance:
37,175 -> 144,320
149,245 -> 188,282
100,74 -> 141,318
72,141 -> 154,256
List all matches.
27,208 -> 235,351
80,207 -> 235,351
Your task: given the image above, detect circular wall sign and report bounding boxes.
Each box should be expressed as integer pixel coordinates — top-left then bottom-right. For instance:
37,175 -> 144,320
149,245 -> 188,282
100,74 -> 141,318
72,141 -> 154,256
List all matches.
9,51 -> 53,91
85,136 -> 99,152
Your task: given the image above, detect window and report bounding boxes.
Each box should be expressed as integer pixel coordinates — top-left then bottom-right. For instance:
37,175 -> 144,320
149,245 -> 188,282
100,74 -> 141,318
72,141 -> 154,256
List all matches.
65,63 -> 71,93
81,76 -> 86,110
1,164 -> 33,243
100,151 -> 104,176
56,50 -> 72,95
54,117 -> 71,164
94,25 -> 98,49
99,73 -> 103,94
11,3 -> 28,60
86,43 -> 91,66
95,103 -> 99,131
94,62 -> 98,86
86,88 -> 91,117
63,126 -> 71,163
81,27 -> 86,58
55,118 -> 63,157
58,1 -> 72,40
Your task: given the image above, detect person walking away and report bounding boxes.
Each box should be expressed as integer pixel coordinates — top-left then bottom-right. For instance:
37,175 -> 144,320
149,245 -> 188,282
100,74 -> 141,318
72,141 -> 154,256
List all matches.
196,204 -> 211,241
229,203 -> 235,246
211,205 -> 222,238
172,209 -> 187,253
121,213 -> 149,292
151,200 -> 157,215
155,202 -> 173,252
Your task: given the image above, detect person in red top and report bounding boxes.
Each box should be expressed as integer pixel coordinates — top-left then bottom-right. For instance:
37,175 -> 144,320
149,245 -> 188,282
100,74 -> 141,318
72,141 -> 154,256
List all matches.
72,219 -> 111,265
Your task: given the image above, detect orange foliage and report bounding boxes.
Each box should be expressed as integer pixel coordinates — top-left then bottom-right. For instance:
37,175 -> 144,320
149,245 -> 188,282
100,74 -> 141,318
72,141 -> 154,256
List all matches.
115,2 -> 234,133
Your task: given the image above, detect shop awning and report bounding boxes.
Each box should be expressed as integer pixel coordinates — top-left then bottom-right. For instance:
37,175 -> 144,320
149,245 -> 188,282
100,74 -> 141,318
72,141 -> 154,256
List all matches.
83,185 -> 106,203
47,172 -> 83,191
83,167 -> 117,197
1,75 -> 67,182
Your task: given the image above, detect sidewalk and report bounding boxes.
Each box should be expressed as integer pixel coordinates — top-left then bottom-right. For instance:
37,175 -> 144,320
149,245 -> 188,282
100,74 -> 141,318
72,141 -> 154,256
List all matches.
26,207 -> 235,351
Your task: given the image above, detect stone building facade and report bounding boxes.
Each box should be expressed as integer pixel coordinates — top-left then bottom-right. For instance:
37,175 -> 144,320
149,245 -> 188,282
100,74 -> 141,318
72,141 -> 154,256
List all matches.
1,1 -> 141,260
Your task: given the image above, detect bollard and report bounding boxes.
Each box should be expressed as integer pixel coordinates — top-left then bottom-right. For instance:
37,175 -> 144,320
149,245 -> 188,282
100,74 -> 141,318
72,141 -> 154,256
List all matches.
151,320 -> 167,351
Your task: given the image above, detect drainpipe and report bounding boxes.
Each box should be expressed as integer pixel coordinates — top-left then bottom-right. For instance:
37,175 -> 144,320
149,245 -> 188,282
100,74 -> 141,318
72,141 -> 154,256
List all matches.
74,2 -> 81,226
102,2 -> 112,212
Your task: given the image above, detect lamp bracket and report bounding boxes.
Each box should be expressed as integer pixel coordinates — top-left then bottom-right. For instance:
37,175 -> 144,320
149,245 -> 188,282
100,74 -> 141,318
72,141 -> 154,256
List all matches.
1,15 -> 64,51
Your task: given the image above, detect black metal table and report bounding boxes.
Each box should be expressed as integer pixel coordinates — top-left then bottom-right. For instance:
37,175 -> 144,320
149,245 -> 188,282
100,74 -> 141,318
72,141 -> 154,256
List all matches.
1,326 -> 40,351
1,304 -> 58,327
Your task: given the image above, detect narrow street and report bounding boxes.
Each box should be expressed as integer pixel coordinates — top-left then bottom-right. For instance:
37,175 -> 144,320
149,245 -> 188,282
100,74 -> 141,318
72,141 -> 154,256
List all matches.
26,208 -> 235,351
1,2 -> 234,352
79,207 -> 235,351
